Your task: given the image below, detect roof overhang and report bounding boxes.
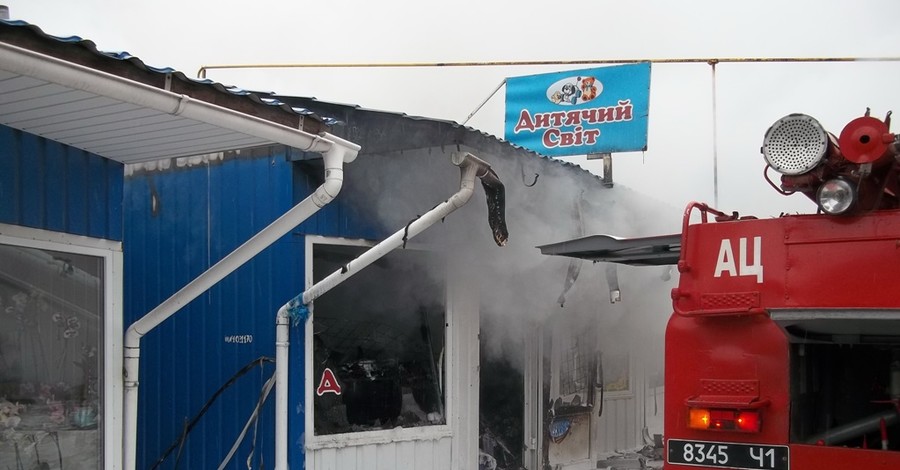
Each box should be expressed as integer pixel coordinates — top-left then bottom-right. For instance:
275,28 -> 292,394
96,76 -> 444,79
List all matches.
771,309 -> 900,344
0,41 -> 333,164
537,233 -> 682,266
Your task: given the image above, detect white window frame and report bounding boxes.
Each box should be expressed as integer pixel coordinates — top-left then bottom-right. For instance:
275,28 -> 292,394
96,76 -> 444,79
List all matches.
0,223 -> 123,470
303,235 -> 453,450
601,351 -> 634,400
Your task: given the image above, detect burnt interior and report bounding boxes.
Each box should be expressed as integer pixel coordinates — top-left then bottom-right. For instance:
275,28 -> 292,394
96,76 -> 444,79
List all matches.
479,352 -> 524,470
312,243 -> 446,435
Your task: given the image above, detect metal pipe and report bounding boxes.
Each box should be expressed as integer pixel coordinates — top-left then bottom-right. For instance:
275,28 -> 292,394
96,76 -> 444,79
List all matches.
273,151 -> 495,470
891,349 -> 900,401
301,151 -> 490,305
197,55 -> 900,78
274,303 -> 295,470
806,409 -> 900,446
123,136 -> 358,470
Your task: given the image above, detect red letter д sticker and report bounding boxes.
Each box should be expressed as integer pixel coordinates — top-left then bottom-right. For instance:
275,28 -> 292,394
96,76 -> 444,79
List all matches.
316,368 -> 342,396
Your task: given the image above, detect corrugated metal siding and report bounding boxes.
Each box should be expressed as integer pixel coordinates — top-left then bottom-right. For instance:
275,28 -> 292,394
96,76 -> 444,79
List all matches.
311,437 -> 453,470
124,148 -> 367,469
0,124 -> 123,240
594,363 -> 651,454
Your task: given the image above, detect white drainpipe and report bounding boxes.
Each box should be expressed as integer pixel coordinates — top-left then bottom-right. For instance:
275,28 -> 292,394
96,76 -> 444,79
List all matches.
123,134 -> 358,470
274,152 -> 494,470
303,151 -> 493,304
0,40 -> 365,470
274,301 -> 296,470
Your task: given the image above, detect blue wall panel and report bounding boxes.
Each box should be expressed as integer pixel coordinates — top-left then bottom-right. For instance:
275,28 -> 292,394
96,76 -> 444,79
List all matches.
123,148 -> 375,469
0,126 -> 19,223
65,146 -> 89,235
0,124 -> 123,240
18,133 -> 44,229
44,140 -> 67,232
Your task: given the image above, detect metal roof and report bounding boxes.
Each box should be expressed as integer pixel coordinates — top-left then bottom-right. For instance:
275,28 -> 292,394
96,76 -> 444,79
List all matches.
0,17 -> 614,186
537,233 -> 681,266
0,19 -> 335,164
273,94 -> 611,185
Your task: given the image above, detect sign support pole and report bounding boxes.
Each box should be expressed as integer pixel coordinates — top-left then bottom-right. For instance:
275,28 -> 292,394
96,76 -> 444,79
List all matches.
588,152 -> 614,187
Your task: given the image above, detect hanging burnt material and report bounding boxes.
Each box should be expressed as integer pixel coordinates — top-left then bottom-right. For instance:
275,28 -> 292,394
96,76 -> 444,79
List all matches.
478,167 -> 508,246
557,260 -> 582,308
557,193 -> 586,307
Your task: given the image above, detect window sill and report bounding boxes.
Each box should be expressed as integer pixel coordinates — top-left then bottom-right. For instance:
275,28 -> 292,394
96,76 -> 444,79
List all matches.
307,424 -> 452,450
602,390 -> 634,400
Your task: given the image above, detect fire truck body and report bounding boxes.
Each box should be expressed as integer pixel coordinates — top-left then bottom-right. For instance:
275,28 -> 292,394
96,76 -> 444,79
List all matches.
540,111 -> 900,469
666,204 -> 900,470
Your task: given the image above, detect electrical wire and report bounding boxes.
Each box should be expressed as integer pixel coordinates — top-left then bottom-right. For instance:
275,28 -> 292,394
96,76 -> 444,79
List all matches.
197,56 -> 900,79
217,374 -> 276,470
173,418 -> 189,469
245,363 -> 266,470
150,356 -> 275,470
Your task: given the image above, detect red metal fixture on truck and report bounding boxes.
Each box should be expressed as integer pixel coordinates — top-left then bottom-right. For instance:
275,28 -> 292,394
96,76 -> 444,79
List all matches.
539,110 -> 900,469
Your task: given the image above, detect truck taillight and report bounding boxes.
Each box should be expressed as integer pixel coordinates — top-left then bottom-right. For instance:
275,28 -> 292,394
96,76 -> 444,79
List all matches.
689,408 -> 761,433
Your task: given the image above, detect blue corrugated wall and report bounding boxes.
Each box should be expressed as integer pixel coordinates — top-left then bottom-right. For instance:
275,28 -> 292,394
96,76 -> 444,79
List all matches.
0,124 -> 123,240
124,148 -> 372,469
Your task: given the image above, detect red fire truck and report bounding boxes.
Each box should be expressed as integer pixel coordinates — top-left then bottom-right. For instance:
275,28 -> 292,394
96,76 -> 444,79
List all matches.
540,111 -> 900,469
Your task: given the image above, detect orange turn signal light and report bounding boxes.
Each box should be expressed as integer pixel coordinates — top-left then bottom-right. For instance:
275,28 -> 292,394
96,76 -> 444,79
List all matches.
689,408 -> 711,429
688,408 -> 760,433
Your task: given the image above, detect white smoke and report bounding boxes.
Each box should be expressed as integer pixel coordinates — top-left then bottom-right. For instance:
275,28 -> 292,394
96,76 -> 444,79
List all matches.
339,146 -> 682,373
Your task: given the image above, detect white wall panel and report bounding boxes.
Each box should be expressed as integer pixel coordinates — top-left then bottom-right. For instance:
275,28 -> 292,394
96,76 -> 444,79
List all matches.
305,239 -> 476,470
310,437 -> 453,470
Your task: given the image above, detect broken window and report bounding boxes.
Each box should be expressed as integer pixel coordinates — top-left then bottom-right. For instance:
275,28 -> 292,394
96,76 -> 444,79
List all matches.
0,243 -> 103,469
559,330 -> 593,398
311,243 -> 446,435
549,326 -> 599,421
602,352 -> 631,393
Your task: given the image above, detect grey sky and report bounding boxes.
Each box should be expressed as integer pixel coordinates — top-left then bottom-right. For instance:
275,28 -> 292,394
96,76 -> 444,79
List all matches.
7,0 -> 900,223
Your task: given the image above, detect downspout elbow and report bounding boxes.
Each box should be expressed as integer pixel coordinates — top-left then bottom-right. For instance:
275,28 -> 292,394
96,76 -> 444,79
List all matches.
315,171 -> 343,208
450,166 -> 478,209
124,324 -> 144,351
276,293 -> 308,323
123,326 -> 142,385
312,133 -> 360,208
449,151 -> 492,209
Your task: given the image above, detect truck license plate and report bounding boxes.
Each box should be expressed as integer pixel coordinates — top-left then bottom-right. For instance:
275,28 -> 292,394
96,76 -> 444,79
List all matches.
667,439 -> 789,470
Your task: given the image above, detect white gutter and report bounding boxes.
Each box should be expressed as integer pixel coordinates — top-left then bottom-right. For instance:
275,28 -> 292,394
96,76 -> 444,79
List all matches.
0,39 -> 362,470
0,42 -> 335,158
121,133 -> 356,470
274,152 -> 494,470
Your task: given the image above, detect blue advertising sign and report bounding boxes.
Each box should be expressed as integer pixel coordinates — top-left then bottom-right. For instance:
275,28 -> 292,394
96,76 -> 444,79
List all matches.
504,63 -> 651,157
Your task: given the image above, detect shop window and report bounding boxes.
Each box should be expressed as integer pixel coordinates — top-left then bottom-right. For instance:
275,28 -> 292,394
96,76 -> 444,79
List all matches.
559,331 -> 593,398
311,243 -> 446,436
0,243 -> 103,469
602,352 -> 630,394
